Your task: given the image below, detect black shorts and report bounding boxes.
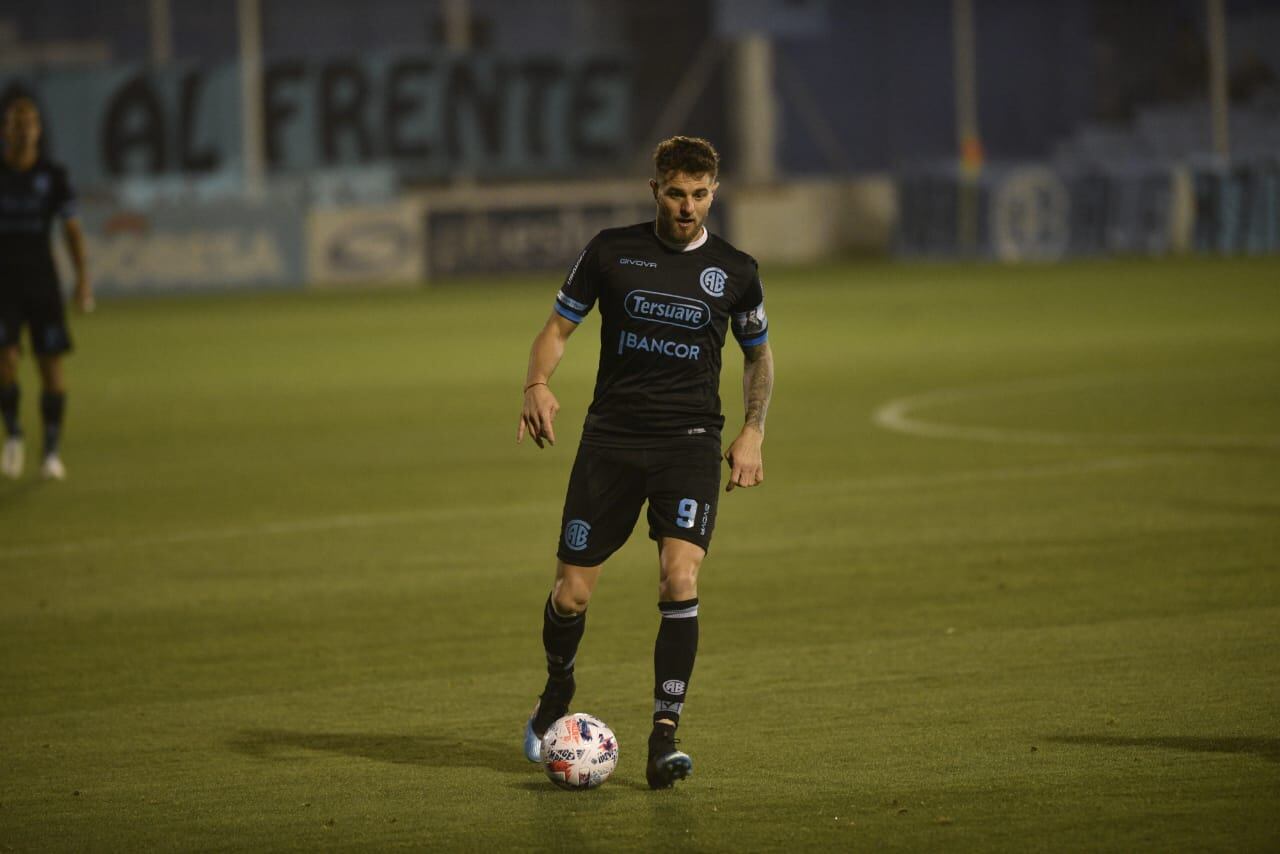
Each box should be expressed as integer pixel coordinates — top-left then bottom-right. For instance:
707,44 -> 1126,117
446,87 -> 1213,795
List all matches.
0,281 -> 73,355
556,437 -> 722,566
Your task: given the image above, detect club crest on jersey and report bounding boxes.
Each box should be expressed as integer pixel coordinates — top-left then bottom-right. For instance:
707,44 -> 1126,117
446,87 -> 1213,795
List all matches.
699,266 -> 727,297
625,290 -> 710,330
33,173 -> 50,195
564,519 -> 591,551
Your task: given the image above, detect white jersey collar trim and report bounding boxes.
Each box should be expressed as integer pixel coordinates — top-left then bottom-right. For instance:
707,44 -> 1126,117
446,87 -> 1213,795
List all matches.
654,224 -> 708,252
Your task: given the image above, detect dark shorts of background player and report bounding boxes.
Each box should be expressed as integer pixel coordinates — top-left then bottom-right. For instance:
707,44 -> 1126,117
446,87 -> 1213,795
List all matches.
556,436 -> 722,566
0,280 -> 73,355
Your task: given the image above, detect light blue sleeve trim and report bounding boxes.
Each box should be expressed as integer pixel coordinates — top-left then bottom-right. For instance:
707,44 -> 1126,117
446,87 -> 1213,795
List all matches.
554,302 -> 585,324
557,289 -> 589,312
737,331 -> 769,348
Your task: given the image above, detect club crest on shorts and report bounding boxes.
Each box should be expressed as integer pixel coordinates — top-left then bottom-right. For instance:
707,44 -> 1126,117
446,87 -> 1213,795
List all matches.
699,266 -> 727,297
564,519 -> 591,551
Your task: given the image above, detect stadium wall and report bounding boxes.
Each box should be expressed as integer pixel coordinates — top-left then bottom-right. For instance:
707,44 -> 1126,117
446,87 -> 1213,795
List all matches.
896,158 -> 1280,261
55,158 -> 1278,296
413,181 -> 649,279
67,198 -> 306,294
60,174 -> 901,295
1,51 -> 632,191
306,200 -> 424,287
728,177 -> 896,263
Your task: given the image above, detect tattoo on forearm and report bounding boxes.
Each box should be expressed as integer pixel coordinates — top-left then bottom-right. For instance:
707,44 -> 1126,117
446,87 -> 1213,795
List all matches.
743,345 -> 773,430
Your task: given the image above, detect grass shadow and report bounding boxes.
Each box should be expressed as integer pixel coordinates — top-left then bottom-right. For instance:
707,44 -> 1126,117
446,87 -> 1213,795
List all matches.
230,729 -> 529,775
1172,497 -> 1280,520
0,477 -> 47,508
1047,734 -> 1280,763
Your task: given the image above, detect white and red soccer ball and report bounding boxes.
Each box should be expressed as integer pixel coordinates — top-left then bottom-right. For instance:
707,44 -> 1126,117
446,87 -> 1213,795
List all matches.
540,713 -> 618,789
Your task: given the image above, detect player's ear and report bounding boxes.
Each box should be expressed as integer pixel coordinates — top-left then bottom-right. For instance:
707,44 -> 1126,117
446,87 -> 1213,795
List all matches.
649,178 -> 659,198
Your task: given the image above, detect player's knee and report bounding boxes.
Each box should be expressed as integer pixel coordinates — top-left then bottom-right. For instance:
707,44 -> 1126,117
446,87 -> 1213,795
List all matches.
36,356 -> 64,392
659,573 -> 697,601
659,542 -> 702,601
658,560 -> 700,601
552,576 -> 592,615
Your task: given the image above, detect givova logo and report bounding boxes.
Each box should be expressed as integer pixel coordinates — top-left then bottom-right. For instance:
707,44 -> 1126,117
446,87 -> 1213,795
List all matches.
564,519 -> 591,551
625,290 -> 710,329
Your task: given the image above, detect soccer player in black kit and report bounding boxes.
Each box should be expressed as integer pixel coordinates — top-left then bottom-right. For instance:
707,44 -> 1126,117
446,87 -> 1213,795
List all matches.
1,97 -> 92,480
517,136 -> 774,789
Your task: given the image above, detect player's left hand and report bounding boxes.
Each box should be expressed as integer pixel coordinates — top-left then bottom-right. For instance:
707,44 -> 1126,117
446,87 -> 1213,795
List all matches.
74,276 -> 95,313
723,426 -> 764,492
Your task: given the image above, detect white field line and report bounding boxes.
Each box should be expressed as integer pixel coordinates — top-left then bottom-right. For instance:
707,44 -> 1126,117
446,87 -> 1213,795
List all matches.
0,501 -> 549,560
873,374 -> 1280,450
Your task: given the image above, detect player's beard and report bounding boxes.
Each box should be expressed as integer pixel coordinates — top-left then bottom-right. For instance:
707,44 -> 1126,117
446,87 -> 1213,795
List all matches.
658,209 -> 704,246
2,133 -> 40,168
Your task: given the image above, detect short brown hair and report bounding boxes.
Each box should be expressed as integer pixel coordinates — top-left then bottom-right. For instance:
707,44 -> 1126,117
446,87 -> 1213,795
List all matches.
653,136 -> 719,181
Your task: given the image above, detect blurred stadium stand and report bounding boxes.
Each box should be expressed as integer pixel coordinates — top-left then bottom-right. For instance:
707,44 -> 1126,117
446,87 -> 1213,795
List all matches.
1,0 -> 1277,293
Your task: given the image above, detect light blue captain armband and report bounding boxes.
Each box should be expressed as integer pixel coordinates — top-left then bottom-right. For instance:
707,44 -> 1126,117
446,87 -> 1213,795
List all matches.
554,302 -> 585,324
731,301 -> 768,348
555,288 -> 591,323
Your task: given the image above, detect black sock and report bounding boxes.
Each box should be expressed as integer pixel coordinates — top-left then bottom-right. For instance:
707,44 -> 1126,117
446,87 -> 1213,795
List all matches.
0,383 -> 19,438
653,597 -> 699,730
542,593 -> 585,694
533,594 -> 585,733
40,391 -> 65,457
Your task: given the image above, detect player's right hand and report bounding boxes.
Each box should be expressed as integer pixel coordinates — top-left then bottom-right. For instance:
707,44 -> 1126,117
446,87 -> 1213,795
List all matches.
518,384 -> 559,449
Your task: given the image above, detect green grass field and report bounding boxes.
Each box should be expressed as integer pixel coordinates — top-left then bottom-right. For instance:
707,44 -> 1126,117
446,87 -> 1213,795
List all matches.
2,257 -> 1278,851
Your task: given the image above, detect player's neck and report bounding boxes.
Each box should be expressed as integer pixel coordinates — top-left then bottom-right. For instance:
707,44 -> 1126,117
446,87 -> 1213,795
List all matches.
3,147 -> 38,172
654,224 -> 708,252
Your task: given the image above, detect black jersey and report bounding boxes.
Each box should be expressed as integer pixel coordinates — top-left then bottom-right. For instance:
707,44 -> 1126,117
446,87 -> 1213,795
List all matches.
554,221 -> 769,447
0,156 -> 77,287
